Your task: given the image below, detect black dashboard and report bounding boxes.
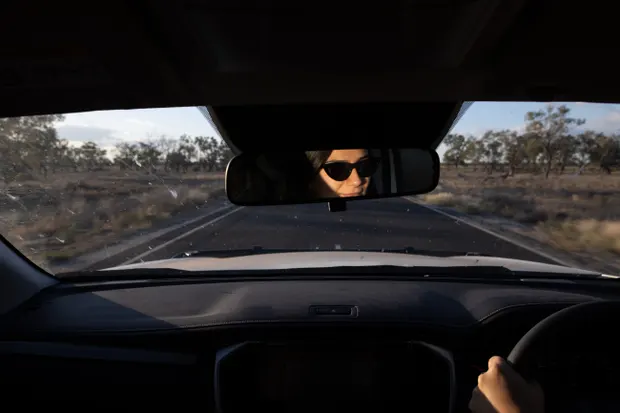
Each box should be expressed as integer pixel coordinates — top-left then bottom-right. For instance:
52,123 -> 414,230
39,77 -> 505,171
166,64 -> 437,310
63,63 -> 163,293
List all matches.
0,276 -> 619,411
216,340 -> 453,412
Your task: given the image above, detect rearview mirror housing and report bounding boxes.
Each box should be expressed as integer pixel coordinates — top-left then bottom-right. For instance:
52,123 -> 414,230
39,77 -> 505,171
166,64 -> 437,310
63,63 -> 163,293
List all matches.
225,148 -> 440,206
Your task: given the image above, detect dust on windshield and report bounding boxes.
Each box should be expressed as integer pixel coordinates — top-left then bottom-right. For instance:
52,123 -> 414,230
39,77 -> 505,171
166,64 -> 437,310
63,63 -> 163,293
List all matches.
0,103 -> 619,275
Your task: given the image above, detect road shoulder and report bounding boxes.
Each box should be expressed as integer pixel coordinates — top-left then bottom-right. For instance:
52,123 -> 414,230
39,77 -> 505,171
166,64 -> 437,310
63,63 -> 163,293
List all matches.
49,201 -> 238,272
405,196 -> 600,273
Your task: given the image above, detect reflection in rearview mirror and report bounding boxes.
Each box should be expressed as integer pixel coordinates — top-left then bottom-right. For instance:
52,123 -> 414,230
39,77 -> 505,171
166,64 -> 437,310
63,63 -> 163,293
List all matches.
225,148 -> 440,206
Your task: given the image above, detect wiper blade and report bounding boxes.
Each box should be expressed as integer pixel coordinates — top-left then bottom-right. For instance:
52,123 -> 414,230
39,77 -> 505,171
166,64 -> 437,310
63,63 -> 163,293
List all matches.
173,246 -> 490,259
173,246 -> 286,258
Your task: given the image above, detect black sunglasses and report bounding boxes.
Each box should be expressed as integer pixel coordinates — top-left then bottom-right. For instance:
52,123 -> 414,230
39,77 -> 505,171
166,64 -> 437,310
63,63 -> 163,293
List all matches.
322,157 -> 380,182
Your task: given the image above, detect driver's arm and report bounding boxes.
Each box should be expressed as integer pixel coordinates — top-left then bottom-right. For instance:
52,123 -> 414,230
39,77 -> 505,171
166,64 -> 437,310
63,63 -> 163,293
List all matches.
469,356 -> 545,413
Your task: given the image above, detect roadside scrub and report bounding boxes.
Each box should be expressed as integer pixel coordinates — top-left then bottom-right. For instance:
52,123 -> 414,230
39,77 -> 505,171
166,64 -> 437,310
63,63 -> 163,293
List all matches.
1,171 -> 225,269
421,168 -> 620,271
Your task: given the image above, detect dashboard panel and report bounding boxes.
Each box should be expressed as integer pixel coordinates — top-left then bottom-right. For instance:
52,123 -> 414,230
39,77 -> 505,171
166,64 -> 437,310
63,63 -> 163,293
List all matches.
0,277 -> 619,410
0,341 -> 206,401
215,340 -> 453,413
0,279 -> 602,335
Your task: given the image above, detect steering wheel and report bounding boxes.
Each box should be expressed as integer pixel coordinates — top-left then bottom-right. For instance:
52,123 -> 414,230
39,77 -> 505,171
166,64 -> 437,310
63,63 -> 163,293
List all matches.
505,300 -> 620,412
507,300 -> 619,380
507,300 -> 620,392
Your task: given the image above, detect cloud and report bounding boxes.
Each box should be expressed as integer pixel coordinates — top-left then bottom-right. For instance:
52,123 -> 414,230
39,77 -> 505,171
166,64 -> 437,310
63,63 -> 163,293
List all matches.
586,110 -> 620,134
56,123 -> 174,149
57,125 -> 140,162
56,125 -> 123,147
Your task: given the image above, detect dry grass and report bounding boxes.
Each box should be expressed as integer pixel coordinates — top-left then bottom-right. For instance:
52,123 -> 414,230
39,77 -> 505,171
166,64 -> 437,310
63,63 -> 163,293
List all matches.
423,166 -> 620,269
539,220 -> 620,255
0,170 -> 225,269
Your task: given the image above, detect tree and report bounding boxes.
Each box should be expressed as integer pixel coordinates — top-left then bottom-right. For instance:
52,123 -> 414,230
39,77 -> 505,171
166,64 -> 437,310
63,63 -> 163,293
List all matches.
591,134 -> 620,174
76,142 -> 107,171
555,134 -> 578,174
480,130 -> 503,173
114,142 -> 140,170
442,134 -> 473,167
0,114 -> 66,182
136,141 -> 162,173
194,136 -> 221,171
524,104 -> 585,178
497,130 -> 524,176
0,113 -> 235,185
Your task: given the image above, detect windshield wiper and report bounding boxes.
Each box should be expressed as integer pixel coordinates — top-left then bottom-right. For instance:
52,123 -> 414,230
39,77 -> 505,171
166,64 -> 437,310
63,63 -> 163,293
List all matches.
172,246 -> 490,259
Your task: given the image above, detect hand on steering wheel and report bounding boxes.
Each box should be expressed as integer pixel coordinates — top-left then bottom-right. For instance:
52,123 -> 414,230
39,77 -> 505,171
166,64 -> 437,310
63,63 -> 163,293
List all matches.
472,300 -> 619,413
469,356 -> 544,413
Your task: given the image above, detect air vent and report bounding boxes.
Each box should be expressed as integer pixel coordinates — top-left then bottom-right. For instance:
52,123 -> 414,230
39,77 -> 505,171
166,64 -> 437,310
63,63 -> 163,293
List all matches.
308,305 -> 358,317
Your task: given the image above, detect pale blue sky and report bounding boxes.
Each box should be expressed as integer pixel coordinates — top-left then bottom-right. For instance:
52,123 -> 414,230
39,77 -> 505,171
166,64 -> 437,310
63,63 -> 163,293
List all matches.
451,102 -> 620,136
55,102 -> 620,158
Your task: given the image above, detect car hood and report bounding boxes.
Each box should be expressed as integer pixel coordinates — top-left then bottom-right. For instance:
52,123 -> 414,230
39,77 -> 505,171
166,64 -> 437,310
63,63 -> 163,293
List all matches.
100,251 -> 605,277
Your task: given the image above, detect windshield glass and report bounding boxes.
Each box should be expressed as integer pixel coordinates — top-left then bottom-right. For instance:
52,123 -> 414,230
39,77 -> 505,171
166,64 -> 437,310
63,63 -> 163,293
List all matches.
1,103 -> 619,276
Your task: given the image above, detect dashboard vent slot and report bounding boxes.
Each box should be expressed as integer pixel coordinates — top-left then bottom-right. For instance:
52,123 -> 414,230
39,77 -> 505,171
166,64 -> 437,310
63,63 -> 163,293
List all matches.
309,305 -> 358,317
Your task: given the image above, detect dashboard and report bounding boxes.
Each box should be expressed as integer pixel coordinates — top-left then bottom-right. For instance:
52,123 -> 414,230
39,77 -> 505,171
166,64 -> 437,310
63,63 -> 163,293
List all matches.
0,277 -> 619,411
216,340 -> 453,412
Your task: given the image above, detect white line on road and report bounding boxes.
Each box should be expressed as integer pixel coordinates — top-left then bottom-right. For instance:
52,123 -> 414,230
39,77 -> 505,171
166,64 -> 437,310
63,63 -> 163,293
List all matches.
404,197 -> 573,267
121,206 -> 244,265
66,204 -> 238,272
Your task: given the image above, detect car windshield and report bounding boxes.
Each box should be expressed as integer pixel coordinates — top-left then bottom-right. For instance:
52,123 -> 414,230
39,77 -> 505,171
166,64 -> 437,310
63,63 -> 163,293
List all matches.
1,102 -> 619,276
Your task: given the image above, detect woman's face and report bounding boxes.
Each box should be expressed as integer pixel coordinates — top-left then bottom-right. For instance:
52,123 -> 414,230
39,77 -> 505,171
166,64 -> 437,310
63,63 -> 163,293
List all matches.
313,149 -> 376,198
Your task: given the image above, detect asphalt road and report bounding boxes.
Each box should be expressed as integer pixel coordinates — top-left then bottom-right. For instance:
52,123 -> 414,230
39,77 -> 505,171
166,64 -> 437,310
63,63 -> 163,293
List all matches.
86,197 -> 555,270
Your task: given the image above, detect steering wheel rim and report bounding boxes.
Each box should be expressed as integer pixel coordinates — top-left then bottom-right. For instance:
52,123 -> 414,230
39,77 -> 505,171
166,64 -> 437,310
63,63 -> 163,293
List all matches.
507,299 -> 618,382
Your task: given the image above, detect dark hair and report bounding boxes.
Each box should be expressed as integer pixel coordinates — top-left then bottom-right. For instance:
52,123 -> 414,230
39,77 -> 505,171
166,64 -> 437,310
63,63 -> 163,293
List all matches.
305,150 -> 333,174
253,152 -> 318,201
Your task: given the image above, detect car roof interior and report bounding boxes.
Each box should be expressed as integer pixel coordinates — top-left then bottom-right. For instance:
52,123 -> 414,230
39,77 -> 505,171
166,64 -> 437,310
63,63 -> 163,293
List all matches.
1,0 -> 615,150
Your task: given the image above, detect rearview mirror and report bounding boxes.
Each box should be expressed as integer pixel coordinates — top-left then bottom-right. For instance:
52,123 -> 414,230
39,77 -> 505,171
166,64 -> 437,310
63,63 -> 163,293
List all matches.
225,148 -> 440,206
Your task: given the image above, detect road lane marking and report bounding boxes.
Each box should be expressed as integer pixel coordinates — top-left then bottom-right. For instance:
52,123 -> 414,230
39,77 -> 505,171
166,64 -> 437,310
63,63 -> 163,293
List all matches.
404,197 -> 573,267
72,204 -> 237,271
120,206 -> 244,265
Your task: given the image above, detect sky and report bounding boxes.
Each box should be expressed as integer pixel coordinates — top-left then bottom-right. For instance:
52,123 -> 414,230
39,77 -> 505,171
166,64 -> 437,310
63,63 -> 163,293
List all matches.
54,102 -> 620,159
56,107 -> 218,155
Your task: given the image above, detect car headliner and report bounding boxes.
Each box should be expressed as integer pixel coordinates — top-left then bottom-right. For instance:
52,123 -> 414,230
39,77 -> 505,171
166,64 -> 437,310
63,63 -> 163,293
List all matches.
0,0 -> 615,150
